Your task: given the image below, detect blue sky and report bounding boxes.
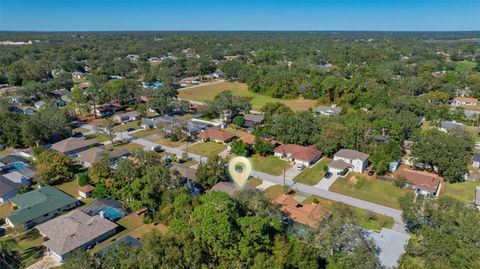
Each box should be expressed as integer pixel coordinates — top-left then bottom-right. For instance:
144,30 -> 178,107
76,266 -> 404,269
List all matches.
0,0 -> 479,31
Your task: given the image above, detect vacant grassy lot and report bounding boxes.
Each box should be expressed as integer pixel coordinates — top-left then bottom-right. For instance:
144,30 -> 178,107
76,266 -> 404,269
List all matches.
301,195 -> 394,230
294,158 -> 331,185
249,155 -> 291,176
330,174 -> 410,209
455,61 -> 477,73
264,185 -> 288,200
443,181 -> 480,202
178,81 -> 316,111
188,141 -> 226,158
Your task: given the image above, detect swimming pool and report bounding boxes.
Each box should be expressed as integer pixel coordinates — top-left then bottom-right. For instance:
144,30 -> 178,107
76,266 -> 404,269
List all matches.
101,207 -> 126,221
11,162 -> 27,170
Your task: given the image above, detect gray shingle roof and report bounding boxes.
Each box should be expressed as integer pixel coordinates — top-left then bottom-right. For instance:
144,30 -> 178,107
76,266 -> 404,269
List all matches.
440,120 -> 464,131
328,159 -> 350,170
0,175 -> 19,197
244,114 -> 264,123
36,210 -> 118,257
334,149 -> 369,161
51,137 -> 96,154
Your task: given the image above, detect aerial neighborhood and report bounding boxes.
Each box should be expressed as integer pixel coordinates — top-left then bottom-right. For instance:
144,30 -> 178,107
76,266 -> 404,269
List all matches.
0,30 -> 479,269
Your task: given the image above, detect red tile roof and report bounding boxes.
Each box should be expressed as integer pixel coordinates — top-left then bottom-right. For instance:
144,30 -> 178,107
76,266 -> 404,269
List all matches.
198,128 -> 236,142
453,97 -> 478,103
397,169 -> 441,193
274,195 -> 329,227
274,144 -> 322,162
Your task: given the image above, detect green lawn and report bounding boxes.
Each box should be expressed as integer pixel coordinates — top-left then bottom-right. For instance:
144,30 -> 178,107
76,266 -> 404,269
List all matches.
84,133 -> 110,143
294,158 -> 332,185
72,127 -> 90,133
443,181 -> 480,202
178,81 -> 316,111
264,185 -> 289,200
56,179 -> 80,197
455,61 -> 477,73
0,229 -> 45,267
107,141 -> 144,152
302,195 -> 394,231
248,178 -> 263,187
91,213 -> 143,253
249,155 -> 291,176
188,141 -> 226,158
330,174 -> 410,209
0,203 -> 12,219
113,120 -> 141,132
130,129 -> 158,138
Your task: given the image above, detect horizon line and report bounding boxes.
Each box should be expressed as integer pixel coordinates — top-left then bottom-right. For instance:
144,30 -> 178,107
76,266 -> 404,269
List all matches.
1,30 -> 479,33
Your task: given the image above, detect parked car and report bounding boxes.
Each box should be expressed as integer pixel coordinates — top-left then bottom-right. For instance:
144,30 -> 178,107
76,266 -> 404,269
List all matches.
126,127 -> 136,132
368,168 -> 376,176
0,227 -> 5,237
297,164 -> 306,171
324,172 -> 333,179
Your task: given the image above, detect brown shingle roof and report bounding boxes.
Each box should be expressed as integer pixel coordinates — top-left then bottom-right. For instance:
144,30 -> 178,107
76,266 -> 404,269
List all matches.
171,164 -> 197,182
274,195 -> 329,227
210,181 -> 255,196
274,144 -> 322,162
77,147 -> 127,164
397,169 -> 441,193
328,159 -> 350,170
198,128 -> 236,142
79,185 -> 95,194
453,97 -> 478,103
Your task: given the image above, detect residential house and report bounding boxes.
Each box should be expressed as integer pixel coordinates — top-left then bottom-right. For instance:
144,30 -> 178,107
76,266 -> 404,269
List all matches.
198,128 -> 236,144
0,175 -> 19,204
315,105 -> 341,116
439,120 -> 464,132
210,181 -> 255,196
141,115 -> 178,130
91,104 -> 124,118
80,199 -> 127,221
186,119 -> 213,135
34,100 -> 46,110
180,76 -> 200,87
126,54 -> 140,62
366,228 -> 410,268
397,169 -> 442,196
36,210 -> 118,261
52,89 -> 71,103
472,154 -> 480,169
451,97 -> 478,106
6,186 -> 79,229
142,82 -> 162,89
77,147 -> 128,167
71,71 -> 85,79
328,159 -> 350,175
243,113 -> 264,128
274,144 -> 323,167
333,149 -> 369,173
79,185 -> 95,199
51,137 -> 97,156
171,163 -> 201,195
0,161 -> 35,186
475,186 -> 480,209
113,111 -> 141,123
274,195 -> 329,227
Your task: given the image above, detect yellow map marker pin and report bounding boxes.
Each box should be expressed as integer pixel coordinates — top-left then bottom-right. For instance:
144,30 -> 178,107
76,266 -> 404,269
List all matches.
228,156 -> 252,189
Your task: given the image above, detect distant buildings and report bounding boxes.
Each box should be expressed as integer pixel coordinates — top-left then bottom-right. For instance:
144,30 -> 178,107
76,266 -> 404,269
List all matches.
451,97 -> 478,106
315,104 -> 341,116
243,113 -> 264,128
113,111 -> 141,123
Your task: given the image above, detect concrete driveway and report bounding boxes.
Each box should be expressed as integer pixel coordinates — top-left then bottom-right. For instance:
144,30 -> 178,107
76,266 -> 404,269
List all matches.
314,173 -> 340,190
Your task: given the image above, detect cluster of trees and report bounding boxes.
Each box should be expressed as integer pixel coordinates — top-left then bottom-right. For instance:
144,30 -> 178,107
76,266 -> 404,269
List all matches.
64,189 -> 380,269
0,101 -> 70,147
399,194 -> 480,268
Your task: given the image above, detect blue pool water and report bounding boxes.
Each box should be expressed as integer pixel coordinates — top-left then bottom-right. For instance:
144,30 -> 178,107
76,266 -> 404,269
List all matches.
11,162 -> 27,170
102,207 -> 125,221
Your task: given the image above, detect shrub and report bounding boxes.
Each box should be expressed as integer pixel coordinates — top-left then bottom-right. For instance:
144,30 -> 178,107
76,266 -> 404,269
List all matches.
77,173 -> 89,186
154,145 -> 163,152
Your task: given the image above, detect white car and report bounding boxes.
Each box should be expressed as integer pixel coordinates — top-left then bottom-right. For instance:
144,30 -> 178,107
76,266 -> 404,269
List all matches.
297,164 -> 306,171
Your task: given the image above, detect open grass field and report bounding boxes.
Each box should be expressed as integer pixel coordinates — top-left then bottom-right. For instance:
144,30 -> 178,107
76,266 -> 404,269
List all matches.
443,180 -> 480,202
178,81 -> 316,111
455,61 -> 477,73
188,141 -> 226,158
249,154 -> 292,176
330,174 -> 410,209
294,158 -> 331,185
301,195 -> 394,230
